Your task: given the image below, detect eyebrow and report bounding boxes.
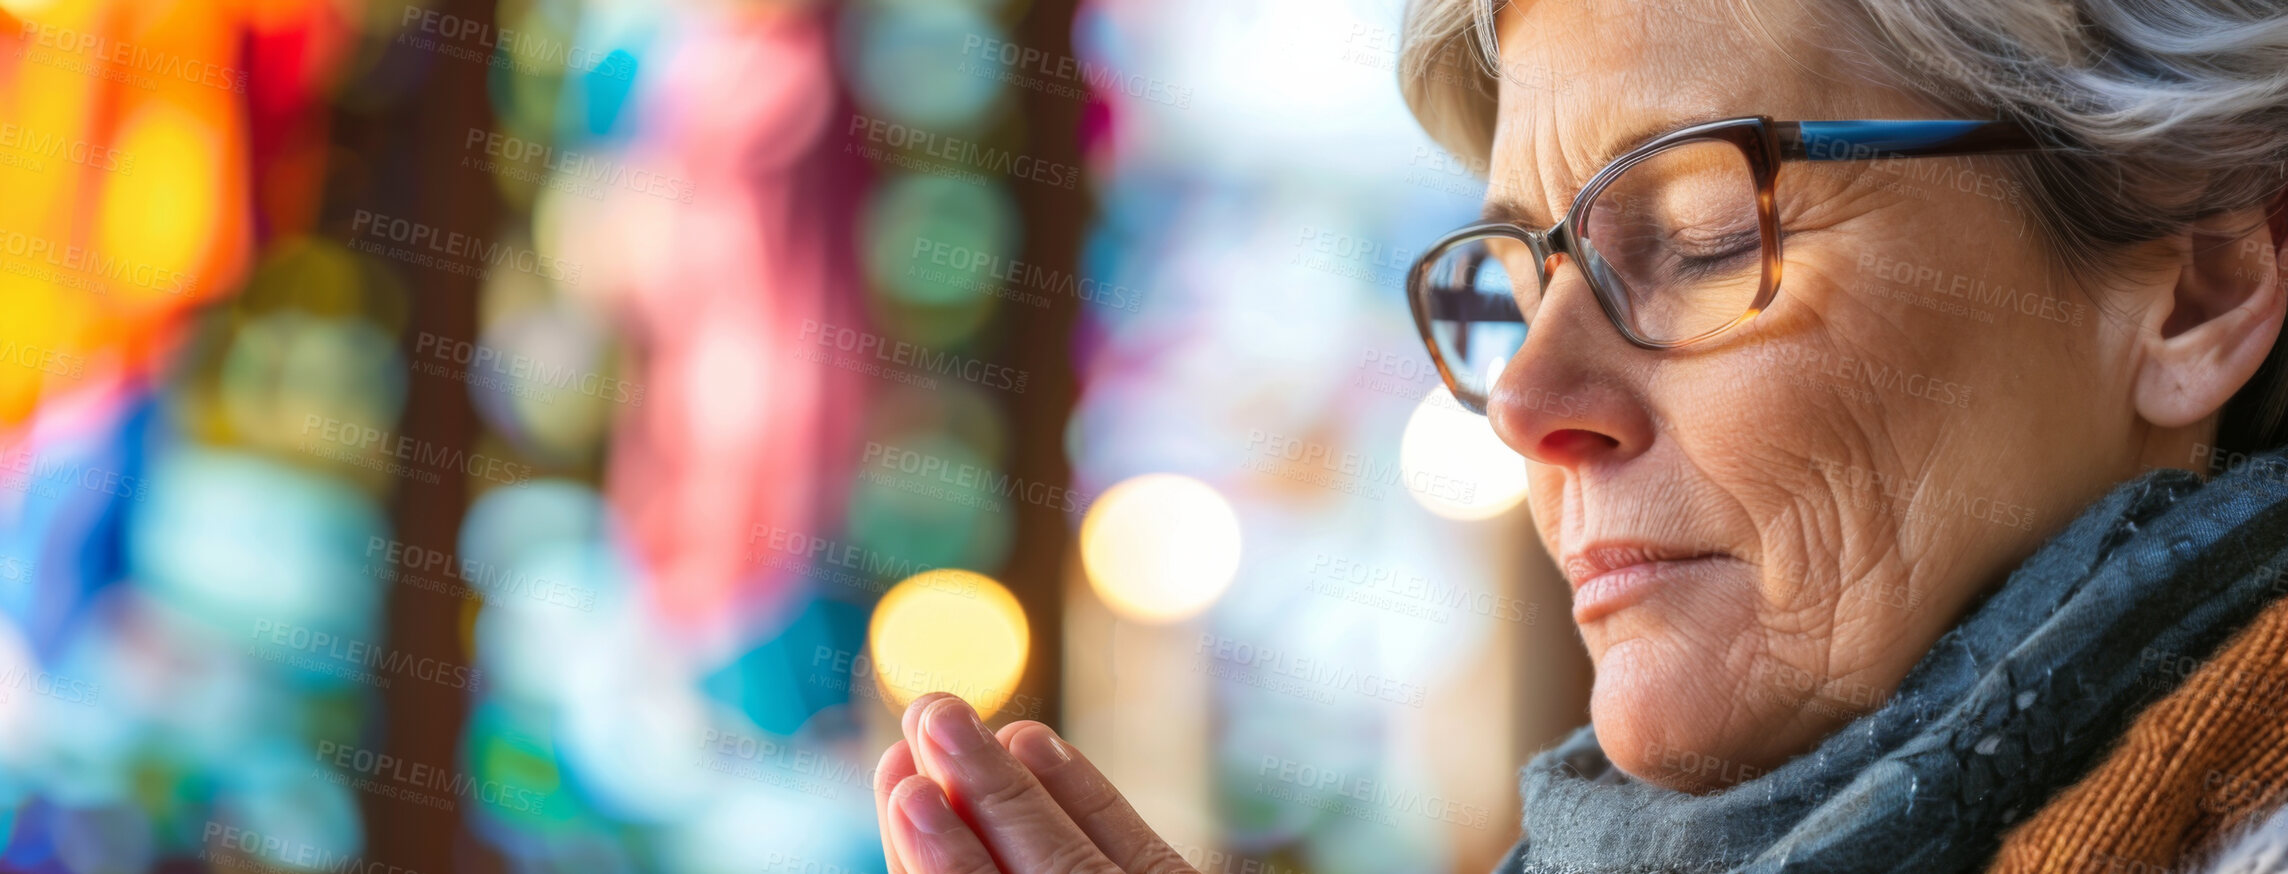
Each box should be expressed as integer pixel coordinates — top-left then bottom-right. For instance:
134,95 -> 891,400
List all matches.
1478,115 -> 1728,226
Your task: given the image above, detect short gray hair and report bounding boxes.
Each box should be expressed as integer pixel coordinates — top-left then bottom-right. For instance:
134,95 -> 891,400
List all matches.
1398,0 -> 2288,455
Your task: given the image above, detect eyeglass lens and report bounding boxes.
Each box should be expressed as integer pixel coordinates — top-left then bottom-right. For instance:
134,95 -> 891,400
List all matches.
1416,138 -> 1765,409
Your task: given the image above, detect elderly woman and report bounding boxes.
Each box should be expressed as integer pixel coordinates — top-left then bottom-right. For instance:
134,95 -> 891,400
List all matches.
869,0 -> 2288,871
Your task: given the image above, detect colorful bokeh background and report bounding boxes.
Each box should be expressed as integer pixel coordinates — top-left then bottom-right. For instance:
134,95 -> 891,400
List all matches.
0,0 -> 1588,871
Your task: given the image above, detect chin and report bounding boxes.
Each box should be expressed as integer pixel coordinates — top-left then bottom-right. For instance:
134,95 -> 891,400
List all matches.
1588,637 -> 1776,794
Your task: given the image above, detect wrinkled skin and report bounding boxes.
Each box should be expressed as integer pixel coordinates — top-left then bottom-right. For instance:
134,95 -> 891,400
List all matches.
875,694 -> 1200,874
1480,0 -> 2279,793
874,0 -> 2288,869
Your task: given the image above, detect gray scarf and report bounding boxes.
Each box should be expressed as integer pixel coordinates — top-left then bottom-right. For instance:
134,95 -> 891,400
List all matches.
1503,458 -> 2288,873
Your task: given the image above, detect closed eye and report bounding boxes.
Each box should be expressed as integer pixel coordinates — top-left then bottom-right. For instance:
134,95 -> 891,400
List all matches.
1666,228 -> 1762,281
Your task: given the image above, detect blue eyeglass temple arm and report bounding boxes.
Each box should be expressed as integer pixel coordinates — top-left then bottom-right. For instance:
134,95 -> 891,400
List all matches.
1777,119 -> 2043,162
1419,119 -> 2044,325
1425,290 -> 1525,323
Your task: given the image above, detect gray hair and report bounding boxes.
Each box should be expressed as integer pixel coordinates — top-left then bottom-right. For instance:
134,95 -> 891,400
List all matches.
1398,0 -> 2288,456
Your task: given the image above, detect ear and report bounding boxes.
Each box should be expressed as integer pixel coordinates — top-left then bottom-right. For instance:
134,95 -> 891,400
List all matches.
2135,197 -> 2288,429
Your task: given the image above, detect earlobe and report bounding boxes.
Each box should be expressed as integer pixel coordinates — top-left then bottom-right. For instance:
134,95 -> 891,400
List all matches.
2134,204 -> 2288,429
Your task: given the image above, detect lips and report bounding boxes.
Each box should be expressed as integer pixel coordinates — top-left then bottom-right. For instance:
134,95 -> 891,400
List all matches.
1562,542 -> 1734,623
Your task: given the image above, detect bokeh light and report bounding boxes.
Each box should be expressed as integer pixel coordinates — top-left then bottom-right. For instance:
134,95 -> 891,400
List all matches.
0,0 -> 1554,869
97,104 -> 226,307
866,570 -> 1029,718
860,173 -> 1017,346
846,4 -> 1005,129
1400,386 -> 1531,521
1080,473 -> 1242,623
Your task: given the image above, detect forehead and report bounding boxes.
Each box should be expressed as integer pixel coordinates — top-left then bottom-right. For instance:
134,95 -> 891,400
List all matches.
1484,0 -> 1830,223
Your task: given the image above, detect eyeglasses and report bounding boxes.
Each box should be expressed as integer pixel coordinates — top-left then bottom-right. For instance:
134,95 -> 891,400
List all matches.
1406,116 -> 2044,414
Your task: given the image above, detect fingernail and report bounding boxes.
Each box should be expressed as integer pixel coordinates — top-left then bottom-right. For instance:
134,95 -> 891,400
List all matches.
924,698 -> 991,756
1011,727 -> 1075,773
902,693 -> 942,746
897,780 -> 964,835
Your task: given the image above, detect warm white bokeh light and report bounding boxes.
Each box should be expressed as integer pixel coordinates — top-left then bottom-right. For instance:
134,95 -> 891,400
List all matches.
1080,473 -> 1243,623
867,570 -> 1030,718
1400,385 -> 1531,520
0,0 -> 62,22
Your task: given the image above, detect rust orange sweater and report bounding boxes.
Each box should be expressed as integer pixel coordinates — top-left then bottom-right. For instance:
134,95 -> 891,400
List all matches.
1992,589 -> 2288,872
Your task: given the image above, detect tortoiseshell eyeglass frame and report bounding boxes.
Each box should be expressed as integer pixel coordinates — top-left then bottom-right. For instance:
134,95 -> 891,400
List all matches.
1407,115 -> 2046,414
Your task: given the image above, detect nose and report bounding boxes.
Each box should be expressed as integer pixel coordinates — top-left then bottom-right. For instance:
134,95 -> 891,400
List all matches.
1486,253 -> 1657,470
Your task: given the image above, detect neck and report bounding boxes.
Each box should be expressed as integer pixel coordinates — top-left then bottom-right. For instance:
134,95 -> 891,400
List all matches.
2134,415 -> 2222,481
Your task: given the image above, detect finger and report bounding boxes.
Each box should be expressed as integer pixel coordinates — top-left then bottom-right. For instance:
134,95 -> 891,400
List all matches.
876,740 -> 918,874
998,722 -> 1196,874
888,775 -> 1002,874
903,693 -> 944,754
906,695 -> 1121,874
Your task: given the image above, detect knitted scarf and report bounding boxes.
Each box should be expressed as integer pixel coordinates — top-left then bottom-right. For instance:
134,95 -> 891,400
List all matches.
1500,458 -> 2288,873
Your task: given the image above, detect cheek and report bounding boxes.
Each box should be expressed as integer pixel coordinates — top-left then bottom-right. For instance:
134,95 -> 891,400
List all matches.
1633,300 -> 1933,656
1670,245 -> 2082,668
1646,325 -> 1887,561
